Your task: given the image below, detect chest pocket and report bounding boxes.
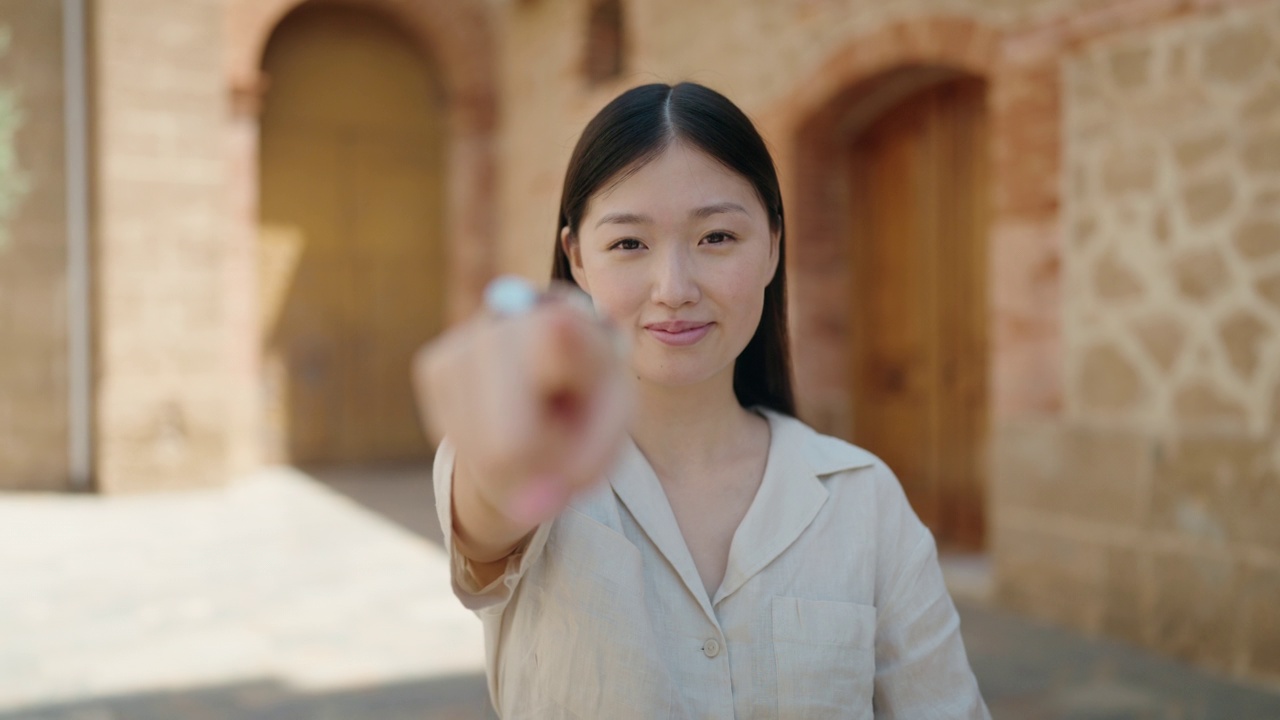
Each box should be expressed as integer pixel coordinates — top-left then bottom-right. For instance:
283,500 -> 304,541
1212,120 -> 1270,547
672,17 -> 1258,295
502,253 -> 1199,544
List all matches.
771,596 -> 876,720
521,507 -> 674,718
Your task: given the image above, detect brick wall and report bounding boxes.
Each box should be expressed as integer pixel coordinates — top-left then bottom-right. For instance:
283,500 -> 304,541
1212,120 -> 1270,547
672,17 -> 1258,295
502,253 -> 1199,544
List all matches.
0,0 -> 69,491
92,0 -> 233,492
497,0 -> 1280,685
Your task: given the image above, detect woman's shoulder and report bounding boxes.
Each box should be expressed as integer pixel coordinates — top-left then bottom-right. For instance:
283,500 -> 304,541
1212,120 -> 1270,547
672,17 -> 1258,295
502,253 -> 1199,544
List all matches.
760,408 -> 910,505
759,407 -> 883,476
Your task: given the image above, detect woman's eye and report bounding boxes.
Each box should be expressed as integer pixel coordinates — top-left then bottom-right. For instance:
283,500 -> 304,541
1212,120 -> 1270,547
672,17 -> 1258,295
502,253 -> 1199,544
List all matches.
610,238 -> 644,251
701,231 -> 736,245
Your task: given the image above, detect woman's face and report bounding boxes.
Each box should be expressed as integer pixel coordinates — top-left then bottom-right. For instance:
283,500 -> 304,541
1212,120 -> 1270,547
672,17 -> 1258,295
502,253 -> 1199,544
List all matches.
564,141 -> 779,391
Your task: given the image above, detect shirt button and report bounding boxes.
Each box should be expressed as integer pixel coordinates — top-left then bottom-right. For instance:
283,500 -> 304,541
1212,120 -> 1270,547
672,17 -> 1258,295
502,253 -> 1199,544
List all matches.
702,638 -> 721,658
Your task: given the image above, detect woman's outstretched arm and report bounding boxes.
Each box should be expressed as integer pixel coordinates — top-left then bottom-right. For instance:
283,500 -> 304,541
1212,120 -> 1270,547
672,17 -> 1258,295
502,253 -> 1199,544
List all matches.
413,289 -> 631,568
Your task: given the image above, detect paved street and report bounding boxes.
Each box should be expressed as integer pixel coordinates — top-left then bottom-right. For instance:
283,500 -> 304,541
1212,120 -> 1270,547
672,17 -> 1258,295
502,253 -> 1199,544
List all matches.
0,465 -> 494,720
2,466 -> 1278,719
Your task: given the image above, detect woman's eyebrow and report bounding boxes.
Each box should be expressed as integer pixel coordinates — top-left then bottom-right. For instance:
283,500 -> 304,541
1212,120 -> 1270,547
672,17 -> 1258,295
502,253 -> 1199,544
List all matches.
595,212 -> 650,228
692,202 -> 748,219
593,202 -> 748,229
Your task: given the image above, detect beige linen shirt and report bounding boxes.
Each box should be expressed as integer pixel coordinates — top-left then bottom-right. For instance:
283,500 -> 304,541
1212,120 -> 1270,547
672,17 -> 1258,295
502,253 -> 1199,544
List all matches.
434,409 -> 990,719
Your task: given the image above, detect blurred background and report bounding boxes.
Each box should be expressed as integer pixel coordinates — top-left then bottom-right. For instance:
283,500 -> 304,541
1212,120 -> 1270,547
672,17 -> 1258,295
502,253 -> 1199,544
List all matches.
1,0 -> 1279,717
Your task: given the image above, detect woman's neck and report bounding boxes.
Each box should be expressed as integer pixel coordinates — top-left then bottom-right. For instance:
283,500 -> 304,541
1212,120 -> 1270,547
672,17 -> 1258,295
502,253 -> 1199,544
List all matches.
629,368 -> 763,483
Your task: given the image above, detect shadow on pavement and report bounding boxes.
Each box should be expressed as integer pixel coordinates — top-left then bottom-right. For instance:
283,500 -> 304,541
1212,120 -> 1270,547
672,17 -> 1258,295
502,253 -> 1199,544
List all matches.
304,462 -> 445,549
0,672 -> 496,720
959,600 -> 1280,719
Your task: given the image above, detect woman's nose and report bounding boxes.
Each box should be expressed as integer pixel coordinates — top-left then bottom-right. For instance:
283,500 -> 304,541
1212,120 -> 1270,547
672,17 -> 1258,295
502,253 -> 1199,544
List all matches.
651,246 -> 700,308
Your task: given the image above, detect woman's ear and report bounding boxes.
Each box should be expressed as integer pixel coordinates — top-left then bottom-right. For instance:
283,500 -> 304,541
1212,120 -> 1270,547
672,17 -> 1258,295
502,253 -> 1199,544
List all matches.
561,225 -> 590,291
767,227 -> 781,281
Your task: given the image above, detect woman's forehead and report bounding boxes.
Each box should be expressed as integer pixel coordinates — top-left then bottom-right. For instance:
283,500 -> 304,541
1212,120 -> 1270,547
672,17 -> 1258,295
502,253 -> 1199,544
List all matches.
585,143 -> 764,223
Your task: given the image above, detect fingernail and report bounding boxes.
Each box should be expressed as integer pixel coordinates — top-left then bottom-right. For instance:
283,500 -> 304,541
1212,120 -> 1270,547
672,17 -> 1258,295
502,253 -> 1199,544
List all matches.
505,475 -> 567,526
484,275 -> 539,317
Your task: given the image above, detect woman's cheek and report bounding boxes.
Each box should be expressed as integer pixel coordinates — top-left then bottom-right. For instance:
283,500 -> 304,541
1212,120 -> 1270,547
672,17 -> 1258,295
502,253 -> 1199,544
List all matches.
596,271 -> 647,320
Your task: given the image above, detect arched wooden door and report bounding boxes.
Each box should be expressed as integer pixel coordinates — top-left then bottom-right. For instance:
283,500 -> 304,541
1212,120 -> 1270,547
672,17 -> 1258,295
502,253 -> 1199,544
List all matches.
847,77 -> 989,550
258,4 -> 446,465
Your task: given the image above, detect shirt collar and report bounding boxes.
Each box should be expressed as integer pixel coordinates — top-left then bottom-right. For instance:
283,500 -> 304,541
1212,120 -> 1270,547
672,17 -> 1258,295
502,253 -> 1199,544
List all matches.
714,408 -> 876,605
608,433 -> 717,622
607,408 -> 878,613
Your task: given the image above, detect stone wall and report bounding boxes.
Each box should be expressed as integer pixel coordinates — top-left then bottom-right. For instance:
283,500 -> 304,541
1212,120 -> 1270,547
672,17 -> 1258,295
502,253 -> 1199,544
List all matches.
495,0 -> 1115,280
92,0 -> 234,492
993,0 -> 1280,683
0,1 -> 68,491
497,0 -> 1280,685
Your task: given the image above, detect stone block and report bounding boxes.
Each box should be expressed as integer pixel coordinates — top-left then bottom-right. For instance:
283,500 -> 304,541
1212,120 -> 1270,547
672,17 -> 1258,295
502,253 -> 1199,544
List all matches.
990,419 -> 1062,513
1180,176 -> 1236,227
1173,131 -> 1228,172
1093,250 -> 1146,301
1149,433 -> 1280,550
1101,545 -> 1148,647
1148,550 -> 1240,668
991,421 -> 1147,526
1072,212 -> 1099,250
1153,207 -> 1172,245
1108,45 -> 1152,89
1233,217 -> 1280,261
1202,23 -> 1271,85
1172,380 -> 1248,431
993,521 -> 1106,633
1217,309 -> 1269,381
1069,427 -> 1150,526
1253,188 -> 1280,211
1272,380 -> 1280,430
1102,142 -> 1159,195
1243,130 -> 1280,176
1078,343 -> 1147,413
1130,312 -> 1187,374
1172,247 -> 1232,301
1242,81 -> 1280,122
1239,562 -> 1280,680
1256,272 -> 1280,311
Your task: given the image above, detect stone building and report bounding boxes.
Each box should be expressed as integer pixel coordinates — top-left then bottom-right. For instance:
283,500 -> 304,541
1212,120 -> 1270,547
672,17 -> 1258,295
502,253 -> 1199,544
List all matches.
1,0 -> 1277,687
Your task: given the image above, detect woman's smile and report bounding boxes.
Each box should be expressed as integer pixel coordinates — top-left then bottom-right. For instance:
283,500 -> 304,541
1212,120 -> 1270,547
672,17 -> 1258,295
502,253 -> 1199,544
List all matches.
645,320 -> 714,346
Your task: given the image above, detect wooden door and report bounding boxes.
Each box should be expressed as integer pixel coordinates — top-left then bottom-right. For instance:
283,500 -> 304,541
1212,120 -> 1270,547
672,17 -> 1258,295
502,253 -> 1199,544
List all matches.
847,78 -> 989,550
259,5 -> 446,465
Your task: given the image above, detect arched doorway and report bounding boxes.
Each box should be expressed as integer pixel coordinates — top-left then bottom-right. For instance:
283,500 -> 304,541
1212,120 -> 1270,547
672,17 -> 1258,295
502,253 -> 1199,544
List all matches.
258,3 -> 447,465
846,75 -> 989,550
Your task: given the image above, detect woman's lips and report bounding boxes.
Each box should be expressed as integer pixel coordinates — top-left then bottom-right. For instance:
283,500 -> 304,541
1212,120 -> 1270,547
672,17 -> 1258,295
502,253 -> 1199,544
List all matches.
645,322 -> 713,347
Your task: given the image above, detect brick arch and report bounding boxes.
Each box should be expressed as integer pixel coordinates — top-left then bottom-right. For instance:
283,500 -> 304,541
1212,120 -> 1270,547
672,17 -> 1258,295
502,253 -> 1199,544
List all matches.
221,0 -> 498,473
227,0 -> 497,322
772,17 -> 999,141
764,15 -> 1061,438
229,0 -> 496,129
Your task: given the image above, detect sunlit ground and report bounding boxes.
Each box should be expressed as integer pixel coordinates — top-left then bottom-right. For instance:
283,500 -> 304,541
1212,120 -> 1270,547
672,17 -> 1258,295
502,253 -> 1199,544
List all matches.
0,465 -> 495,719
2,468 -> 1279,719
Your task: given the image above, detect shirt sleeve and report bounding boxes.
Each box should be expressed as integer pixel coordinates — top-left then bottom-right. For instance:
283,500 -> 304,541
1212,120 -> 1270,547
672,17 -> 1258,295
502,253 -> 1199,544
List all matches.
870,463 -> 991,720
432,436 -> 553,615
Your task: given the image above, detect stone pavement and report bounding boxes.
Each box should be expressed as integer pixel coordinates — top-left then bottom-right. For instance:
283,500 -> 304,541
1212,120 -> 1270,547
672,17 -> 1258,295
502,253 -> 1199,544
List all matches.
0,465 -> 494,720
2,465 -> 1278,720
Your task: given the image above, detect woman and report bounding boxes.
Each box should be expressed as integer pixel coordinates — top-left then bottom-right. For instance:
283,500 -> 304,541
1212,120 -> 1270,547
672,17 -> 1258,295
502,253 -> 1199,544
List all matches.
415,82 -> 990,719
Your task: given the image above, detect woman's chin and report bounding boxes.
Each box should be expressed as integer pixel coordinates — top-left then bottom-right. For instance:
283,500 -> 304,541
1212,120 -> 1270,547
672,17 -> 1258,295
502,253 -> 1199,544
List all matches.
633,362 -> 732,392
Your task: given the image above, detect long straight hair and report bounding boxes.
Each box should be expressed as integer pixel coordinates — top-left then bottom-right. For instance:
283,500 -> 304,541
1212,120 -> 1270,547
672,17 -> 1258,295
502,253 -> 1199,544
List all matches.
551,82 -> 794,416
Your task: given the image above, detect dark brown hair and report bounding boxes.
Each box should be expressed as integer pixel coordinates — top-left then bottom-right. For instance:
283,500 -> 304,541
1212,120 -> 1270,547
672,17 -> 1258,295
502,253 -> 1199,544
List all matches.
551,82 -> 794,415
